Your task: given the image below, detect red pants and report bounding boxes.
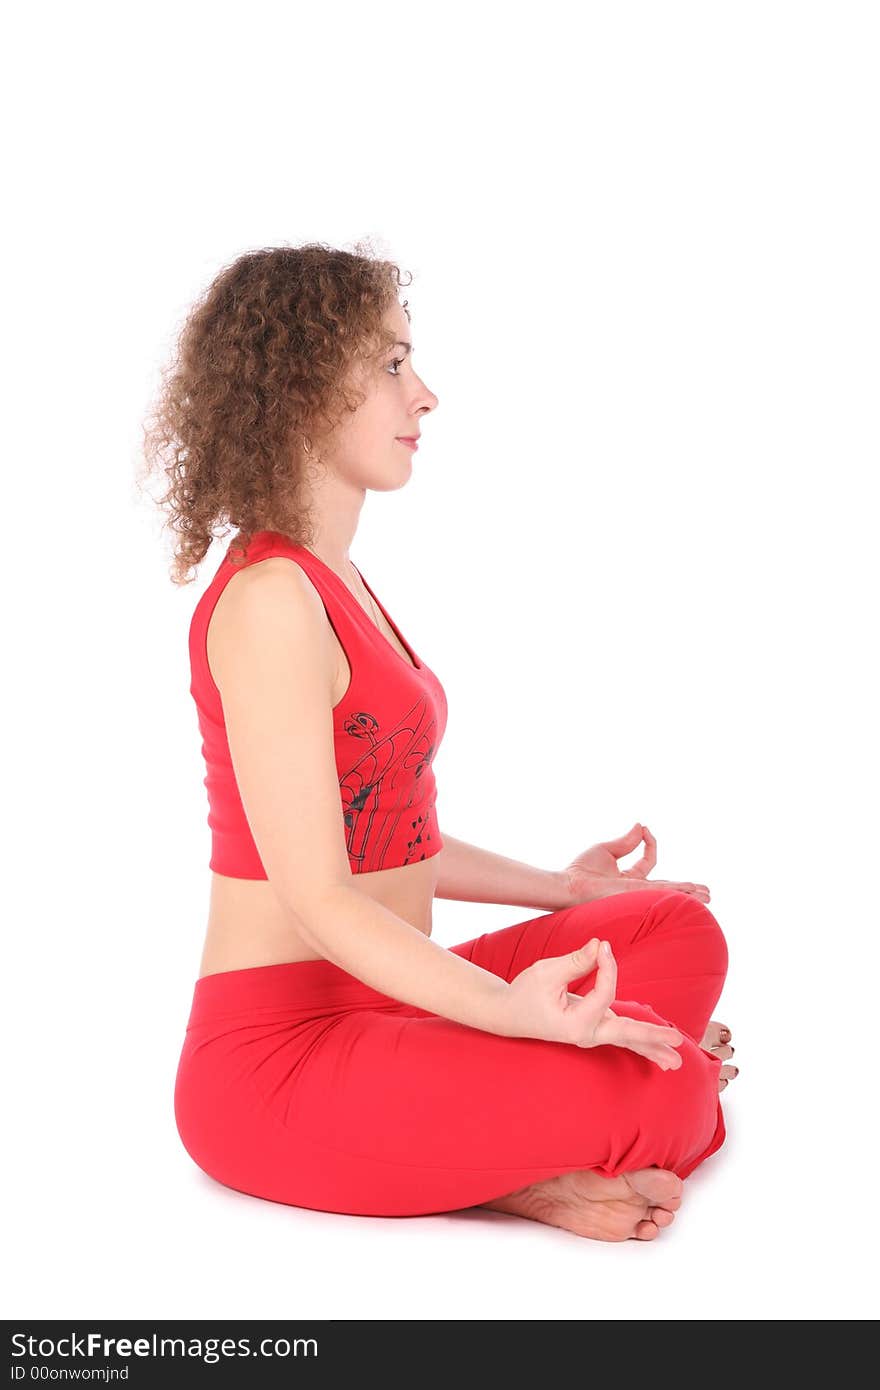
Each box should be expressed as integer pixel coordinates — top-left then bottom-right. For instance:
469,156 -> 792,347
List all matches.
174,888 -> 728,1216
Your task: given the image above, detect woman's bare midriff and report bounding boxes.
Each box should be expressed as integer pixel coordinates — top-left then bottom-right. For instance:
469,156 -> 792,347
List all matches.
196,555 -> 440,981
197,856 -> 439,979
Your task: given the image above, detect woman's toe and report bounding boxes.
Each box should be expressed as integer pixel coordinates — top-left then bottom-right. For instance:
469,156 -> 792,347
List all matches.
649,1207 -> 676,1228
701,1019 -> 732,1050
718,1063 -> 739,1090
632,1218 -> 660,1240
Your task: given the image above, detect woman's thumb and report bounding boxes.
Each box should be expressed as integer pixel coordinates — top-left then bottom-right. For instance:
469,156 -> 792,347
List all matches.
565,939 -> 601,979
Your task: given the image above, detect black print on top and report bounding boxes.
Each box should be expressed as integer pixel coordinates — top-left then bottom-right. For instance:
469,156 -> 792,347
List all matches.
338,695 -> 438,872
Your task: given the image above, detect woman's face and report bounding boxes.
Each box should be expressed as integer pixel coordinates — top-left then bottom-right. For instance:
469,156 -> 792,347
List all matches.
319,302 -> 438,493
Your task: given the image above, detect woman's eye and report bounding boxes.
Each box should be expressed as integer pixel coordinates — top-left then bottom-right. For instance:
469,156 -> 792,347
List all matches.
386,356 -> 406,376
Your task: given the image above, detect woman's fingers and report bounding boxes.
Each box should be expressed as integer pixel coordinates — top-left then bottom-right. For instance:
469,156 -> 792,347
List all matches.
592,1010 -> 685,1069
621,876 -> 709,898
643,1041 -> 684,1069
571,941 -> 686,1069
621,824 -> 657,876
592,940 -> 618,1011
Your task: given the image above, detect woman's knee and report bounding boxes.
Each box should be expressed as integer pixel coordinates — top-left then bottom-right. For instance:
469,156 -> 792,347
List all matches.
555,888 -> 725,948
625,889 -> 728,976
614,998 -> 721,1130
664,891 -> 729,977
534,891 -> 729,1004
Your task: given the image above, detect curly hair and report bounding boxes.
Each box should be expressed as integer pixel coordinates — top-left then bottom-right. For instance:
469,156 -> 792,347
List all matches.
137,239 -> 412,585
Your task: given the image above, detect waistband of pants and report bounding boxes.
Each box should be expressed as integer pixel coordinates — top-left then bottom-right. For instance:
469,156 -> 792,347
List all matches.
186,957 -> 401,1027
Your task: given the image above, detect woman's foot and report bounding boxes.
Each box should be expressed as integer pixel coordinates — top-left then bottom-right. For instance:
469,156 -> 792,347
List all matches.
700,1019 -> 738,1090
479,1165 -> 684,1242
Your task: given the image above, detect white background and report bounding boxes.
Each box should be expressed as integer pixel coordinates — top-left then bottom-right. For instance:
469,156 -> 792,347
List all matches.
4,0 -> 877,1322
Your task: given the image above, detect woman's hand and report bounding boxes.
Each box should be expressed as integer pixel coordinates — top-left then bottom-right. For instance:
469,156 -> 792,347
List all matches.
495,937 -> 685,1069
562,822 -> 710,905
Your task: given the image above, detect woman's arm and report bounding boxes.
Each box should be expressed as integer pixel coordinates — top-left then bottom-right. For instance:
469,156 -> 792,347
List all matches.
433,833 -> 572,911
212,562 -> 512,1033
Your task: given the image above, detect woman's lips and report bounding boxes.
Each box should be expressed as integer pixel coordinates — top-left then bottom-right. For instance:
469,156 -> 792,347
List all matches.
396,437 -> 419,450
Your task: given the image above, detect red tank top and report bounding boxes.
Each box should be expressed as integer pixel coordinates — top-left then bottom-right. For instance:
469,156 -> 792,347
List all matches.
189,529 -> 448,877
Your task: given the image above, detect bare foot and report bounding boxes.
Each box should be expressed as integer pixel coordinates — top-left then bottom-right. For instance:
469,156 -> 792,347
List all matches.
700,1019 -> 739,1091
480,1165 -> 684,1242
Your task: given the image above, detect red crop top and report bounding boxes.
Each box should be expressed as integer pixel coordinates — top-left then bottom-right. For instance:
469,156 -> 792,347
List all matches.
189,529 -> 448,877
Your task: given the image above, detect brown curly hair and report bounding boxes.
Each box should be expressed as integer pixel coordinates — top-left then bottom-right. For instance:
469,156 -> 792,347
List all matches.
137,239 -> 412,585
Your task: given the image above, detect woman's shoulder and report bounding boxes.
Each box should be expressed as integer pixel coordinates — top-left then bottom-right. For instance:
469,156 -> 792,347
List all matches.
206,553 -> 334,691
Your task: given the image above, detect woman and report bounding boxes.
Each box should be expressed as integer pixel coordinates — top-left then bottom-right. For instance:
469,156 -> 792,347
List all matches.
142,241 -> 737,1243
